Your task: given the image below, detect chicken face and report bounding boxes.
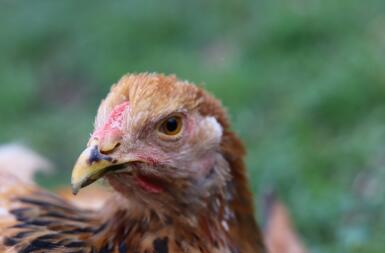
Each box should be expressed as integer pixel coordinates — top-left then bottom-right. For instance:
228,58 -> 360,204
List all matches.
71,74 -> 230,207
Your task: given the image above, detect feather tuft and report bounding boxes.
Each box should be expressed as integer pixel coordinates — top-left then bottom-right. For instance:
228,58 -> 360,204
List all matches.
0,143 -> 51,184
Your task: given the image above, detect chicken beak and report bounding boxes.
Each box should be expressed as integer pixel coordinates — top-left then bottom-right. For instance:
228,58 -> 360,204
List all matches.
71,145 -> 121,195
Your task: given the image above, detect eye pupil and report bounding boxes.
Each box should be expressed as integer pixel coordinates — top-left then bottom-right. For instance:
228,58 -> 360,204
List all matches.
166,118 -> 178,132
158,116 -> 183,136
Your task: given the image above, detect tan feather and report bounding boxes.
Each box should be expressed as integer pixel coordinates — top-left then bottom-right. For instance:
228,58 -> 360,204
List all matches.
0,73 -> 266,252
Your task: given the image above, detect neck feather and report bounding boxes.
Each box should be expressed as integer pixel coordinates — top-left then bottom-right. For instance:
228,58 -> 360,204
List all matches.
97,131 -> 265,252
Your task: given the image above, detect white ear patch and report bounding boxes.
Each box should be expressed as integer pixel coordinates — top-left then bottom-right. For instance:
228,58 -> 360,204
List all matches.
203,116 -> 223,143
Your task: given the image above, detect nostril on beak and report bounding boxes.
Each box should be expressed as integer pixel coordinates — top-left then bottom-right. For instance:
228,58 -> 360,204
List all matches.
99,142 -> 121,155
88,145 -> 114,164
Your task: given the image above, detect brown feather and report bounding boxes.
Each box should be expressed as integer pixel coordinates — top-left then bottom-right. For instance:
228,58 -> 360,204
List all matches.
0,73 -> 265,253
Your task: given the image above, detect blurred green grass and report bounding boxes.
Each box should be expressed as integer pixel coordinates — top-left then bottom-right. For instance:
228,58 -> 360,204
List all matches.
1,0 -> 385,252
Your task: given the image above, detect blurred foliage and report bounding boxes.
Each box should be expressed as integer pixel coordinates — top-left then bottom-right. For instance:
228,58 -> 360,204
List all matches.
1,0 -> 385,252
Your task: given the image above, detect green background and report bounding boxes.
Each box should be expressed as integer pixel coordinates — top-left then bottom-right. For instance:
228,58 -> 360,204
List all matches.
1,1 -> 385,252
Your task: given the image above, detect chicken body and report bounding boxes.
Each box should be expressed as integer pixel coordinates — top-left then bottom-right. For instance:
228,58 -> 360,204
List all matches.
0,73 -> 265,252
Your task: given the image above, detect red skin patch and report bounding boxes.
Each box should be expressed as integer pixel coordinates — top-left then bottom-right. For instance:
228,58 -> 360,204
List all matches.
92,101 -> 130,141
93,101 -> 164,194
134,175 -> 164,193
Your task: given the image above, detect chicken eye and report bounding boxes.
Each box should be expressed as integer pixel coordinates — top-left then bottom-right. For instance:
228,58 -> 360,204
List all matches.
158,116 -> 183,136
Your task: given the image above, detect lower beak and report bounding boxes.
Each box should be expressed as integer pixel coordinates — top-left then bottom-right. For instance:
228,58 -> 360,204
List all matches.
71,145 -> 127,195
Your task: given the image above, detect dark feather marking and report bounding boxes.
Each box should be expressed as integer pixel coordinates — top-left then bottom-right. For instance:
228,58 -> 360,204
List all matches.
164,215 -> 173,225
11,223 -> 30,229
138,220 -> 149,234
119,241 -> 127,253
19,239 -> 59,253
44,211 -> 90,222
25,219 -> 53,226
16,197 -> 73,211
10,208 -> 32,222
99,243 -> 113,253
206,167 -> 215,179
13,230 -> 33,239
65,241 -> 87,248
33,190 -> 74,204
175,239 -> 182,248
7,198 -> 95,251
36,234 -> 61,241
153,237 -> 169,253
192,233 -> 201,243
63,227 -> 94,234
93,222 -> 108,234
4,237 -> 18,246
123,222 -> 135,237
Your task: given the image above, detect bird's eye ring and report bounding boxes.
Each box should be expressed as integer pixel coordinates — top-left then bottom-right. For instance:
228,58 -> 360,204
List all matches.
158,115 -> 183,136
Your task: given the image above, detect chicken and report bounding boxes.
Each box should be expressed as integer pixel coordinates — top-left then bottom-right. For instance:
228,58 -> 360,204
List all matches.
0,73 -> 265,252
0,143 -> 51,184
263,192 -> 308,253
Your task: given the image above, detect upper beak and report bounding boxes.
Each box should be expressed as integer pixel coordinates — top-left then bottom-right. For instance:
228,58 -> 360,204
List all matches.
71,145 -> 128,195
